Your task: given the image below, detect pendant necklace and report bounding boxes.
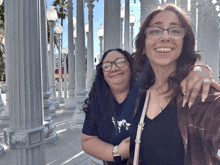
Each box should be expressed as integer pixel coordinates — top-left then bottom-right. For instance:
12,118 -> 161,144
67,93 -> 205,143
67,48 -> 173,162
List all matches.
154,88 -> 167,114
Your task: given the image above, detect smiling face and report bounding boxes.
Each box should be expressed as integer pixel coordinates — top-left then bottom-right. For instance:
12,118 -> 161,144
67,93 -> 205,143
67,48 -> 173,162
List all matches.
102,51 -> 131,88
144,10 -> 184,69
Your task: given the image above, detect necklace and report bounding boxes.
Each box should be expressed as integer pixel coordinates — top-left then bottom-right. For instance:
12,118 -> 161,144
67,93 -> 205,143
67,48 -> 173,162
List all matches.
153,87 -> 168,114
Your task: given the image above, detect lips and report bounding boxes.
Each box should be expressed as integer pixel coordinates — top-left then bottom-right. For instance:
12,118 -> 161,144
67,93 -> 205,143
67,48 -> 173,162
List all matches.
155,48 -> 172,53
110,73 -> 124,78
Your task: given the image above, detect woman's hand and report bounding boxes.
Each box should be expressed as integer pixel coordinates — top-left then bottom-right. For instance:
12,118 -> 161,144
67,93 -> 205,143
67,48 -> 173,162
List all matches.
180,65 -> 220,109
118,137 -> 130,159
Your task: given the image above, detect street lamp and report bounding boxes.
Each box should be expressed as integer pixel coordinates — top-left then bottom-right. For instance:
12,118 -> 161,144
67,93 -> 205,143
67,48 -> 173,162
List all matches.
97,24 -> 104,59
85,20 -> 89,59
130,11 -> 136,53
55,24 -> 64,103
120,5 -> 125,49
62,47 -> 68,100
138,19 -> 140,30
47,6 -> 59,109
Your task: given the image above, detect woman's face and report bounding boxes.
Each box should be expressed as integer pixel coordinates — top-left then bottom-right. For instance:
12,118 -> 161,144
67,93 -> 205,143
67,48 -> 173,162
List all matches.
144,10 -> 183,68
102,51 -> 131,88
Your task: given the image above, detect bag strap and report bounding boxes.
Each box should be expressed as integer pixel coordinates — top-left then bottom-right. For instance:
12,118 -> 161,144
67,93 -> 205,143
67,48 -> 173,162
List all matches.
133,88 -> 151,165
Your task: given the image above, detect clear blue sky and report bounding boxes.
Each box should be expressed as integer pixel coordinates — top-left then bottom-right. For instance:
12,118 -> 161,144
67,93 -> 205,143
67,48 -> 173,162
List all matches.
46,0 -> 141,59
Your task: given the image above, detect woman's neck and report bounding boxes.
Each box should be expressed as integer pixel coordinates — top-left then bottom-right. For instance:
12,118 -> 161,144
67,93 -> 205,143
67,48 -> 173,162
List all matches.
151,63 -> 176,93
110,83 -> 130,104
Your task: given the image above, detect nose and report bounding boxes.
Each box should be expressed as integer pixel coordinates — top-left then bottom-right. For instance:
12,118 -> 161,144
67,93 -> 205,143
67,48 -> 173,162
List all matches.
159,30 -> 170,41
110,62 -> 119,72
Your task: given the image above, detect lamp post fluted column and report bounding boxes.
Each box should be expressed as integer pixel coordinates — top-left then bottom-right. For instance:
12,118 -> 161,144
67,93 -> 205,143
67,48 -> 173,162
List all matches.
86,0 -> 95,92
62,48 -> 68,100
64,0 -> 76,114
124,0 -> 130,52
47,6 -> 60,109
190,0 -> 197,36
55,24 -> 64,104
197,1 -> 204,54
41,0 -> 57,143
3,0 -> 45,164
104,0 -> 120,51
98,24 -> 104,58
120,5 -> 125,49
130,11 -> 136,53
48,21 -> 59,109
99,37 -> 103,58
70,0 -> 87,130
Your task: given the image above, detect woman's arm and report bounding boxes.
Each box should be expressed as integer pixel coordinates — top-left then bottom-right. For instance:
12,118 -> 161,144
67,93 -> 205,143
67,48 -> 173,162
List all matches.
81,133 -> 130,161
181,65 -> 220,108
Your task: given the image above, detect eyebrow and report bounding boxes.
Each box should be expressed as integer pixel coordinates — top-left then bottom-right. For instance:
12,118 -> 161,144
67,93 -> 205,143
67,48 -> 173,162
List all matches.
151,21 -> 181,27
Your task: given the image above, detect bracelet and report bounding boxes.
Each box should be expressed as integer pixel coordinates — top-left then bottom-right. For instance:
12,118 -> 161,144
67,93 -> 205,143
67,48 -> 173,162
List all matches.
189,64 -> 213,78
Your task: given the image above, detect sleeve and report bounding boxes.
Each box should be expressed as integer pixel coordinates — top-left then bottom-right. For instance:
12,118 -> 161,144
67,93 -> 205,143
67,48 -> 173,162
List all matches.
202,91 -> 220,161
82,112 -> 99,136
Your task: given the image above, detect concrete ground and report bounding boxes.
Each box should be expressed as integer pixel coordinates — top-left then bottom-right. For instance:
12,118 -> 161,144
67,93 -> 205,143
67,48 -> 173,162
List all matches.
0,92 -> 103,165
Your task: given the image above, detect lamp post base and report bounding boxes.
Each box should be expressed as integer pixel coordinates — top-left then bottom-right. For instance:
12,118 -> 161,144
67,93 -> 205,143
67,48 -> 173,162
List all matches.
63,100 -> 76,115
0,109 -> 9,127
57,96 -> 65,104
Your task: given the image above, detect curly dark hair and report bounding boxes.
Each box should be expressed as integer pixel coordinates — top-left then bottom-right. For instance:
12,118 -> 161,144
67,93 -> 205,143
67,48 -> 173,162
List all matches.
132,4 -> 201,97
83,48 -> 134,121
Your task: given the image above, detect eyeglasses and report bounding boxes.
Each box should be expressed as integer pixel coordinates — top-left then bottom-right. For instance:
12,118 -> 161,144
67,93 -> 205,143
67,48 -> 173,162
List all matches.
102,57 -> 127,72
146,26 -> 186,40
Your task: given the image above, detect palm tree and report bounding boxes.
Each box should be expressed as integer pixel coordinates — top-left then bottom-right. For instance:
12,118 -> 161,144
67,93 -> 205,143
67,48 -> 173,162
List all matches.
52,0 -> 68,28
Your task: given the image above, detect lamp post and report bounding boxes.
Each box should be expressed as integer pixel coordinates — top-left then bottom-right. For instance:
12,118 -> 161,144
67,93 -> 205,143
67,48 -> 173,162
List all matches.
70,0 -> 88,130
86,0 -> 95,92
138,19 -> 140,30
130,11 -> 136,53
55,24 -> 64,104
47,6 -> 59,109
120,5 -> 125,49
64,0 -> 76,114
97,24 -> 104,59
41,0 -> 57,143
62,47 -> 68,100
85,20 -> 89,59
124,0 -> 130,52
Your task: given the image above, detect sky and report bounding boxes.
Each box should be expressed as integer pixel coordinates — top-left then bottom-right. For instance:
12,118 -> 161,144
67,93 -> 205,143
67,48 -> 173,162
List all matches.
46,0 -> 141,60
46,0 -> 217,60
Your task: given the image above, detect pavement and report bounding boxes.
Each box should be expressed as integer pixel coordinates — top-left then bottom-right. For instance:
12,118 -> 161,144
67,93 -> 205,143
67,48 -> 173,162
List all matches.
0,92 -> 103,165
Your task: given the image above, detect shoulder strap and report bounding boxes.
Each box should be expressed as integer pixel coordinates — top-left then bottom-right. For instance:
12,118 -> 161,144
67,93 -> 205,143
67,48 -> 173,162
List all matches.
133,88 -> 151,165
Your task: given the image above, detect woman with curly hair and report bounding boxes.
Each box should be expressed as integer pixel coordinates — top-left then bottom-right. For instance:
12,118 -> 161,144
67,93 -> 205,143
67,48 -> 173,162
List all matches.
129,4 -> 220,165
81,45 -> 219,164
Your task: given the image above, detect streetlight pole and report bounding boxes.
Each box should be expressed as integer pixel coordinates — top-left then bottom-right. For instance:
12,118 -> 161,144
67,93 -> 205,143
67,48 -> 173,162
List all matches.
3,0 -> 45,163
130,11 -> 136,53
62,47 -> 68,100
98,24 -> 104,59
47,6 -> 59,109
55,24 -> 64,104
70,0 -> 88,130
124,0 -> 130,52
64,0 -> 76,114
120,5 -> 125,49
40,0 -> 57,144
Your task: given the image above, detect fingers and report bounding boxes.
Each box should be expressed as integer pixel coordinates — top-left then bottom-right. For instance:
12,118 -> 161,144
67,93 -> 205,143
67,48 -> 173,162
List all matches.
211,80 -> 220,91
185,80 -> 202,109
180,78 -> 187,95
201,81 -> 211,102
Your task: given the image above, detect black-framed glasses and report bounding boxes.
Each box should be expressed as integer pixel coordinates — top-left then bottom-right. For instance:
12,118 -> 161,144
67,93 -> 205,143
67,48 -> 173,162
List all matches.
101,57 -> 127,72
146,26 -> 186,40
